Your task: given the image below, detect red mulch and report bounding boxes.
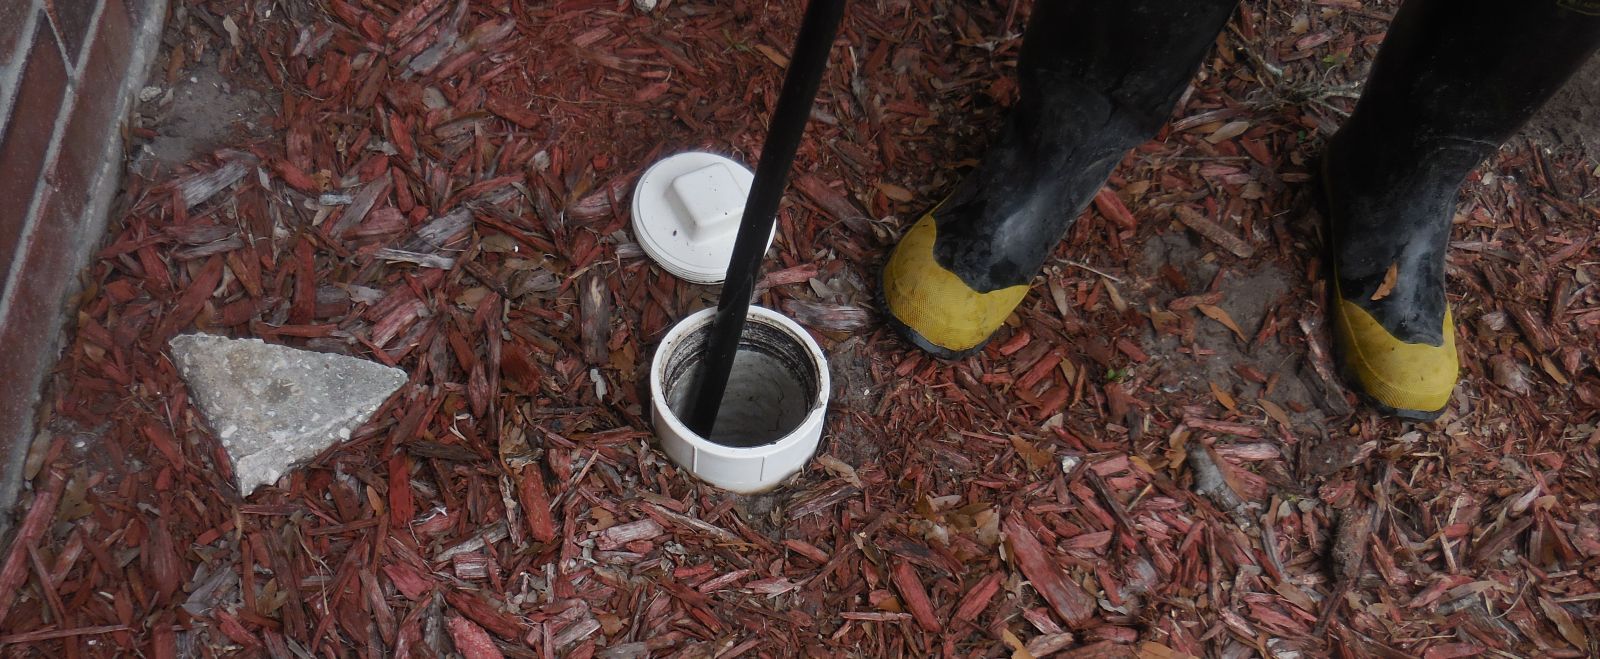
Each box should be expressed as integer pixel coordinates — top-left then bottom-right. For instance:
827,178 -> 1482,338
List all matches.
3,0 -> 1598,656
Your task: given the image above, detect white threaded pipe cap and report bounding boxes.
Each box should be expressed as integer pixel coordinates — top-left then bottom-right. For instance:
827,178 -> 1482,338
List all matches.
630,152 -> 776,284
649,306 -> 829,493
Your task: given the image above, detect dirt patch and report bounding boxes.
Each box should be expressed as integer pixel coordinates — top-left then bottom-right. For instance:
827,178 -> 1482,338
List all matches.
132,53 -> 274,169
1135,231 -> 1328,429
825,335 -> 877,412
729,489 -> 792,541
1521,51 -> 1600,158
816,335 -> 884,467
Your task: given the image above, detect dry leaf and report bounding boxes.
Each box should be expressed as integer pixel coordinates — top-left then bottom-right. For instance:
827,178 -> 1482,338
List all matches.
754,43 -> 789,67
816,454 -> 863,488
1128,455 -> 1157,476
1371,262 -> 1399,301
1049,279 -> 1072,317
1205,120 -> 1251,144
1539,597 -> 1588,649
1139,641 -> 1199,659
1209,382 -> 1237,412
1059,358 -> 1078,384
1166,429 -> 1191,474
587,508 -> 616,533
456,287 -> 492,308
1490,354 -> 1532,394
876,182 -> 915,202
1104,280 -> 1128,312
1011,435 -> 1055,471
1196,303 -> 1247,342
1539,354 -> 1570,386
1001,628 -> 1036,659
1259,399 -> 1293,429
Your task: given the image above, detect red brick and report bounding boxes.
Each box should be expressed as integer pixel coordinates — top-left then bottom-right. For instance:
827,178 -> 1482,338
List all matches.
0,3 -> 35,67
0,67 -> 118,450
0,0 -> 143,463
0,22 -> 67,300
45,0 -> 100,64
80,0 -> 130,91
51,0 -> 129,203
0,184 -> 79,440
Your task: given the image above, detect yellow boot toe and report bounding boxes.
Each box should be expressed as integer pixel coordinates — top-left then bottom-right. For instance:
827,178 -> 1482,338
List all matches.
1331,290 -> 1458,420
881,215 -> 1030,358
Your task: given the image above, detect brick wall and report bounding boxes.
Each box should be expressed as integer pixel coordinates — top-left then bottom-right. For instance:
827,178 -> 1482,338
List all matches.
0,0 -> 166,521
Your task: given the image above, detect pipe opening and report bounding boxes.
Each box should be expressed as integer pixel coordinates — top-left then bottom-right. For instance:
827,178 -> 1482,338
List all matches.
660,316 -> 820,448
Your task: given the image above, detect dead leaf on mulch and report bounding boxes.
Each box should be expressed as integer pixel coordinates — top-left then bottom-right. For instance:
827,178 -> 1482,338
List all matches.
1196,303 -> 1248,342
1011,435 -> 1055,471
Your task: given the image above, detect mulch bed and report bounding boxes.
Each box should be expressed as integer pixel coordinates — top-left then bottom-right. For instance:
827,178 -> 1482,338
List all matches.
2,0 -> 1598,656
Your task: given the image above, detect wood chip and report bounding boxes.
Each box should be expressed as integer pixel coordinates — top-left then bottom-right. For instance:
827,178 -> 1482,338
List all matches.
890,562 -> 942,632
1003,513 -> 1096,629
1174,206 -> 1256,259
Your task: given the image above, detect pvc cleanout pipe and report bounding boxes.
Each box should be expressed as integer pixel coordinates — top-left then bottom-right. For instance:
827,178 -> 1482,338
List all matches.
686,0 -> 847,437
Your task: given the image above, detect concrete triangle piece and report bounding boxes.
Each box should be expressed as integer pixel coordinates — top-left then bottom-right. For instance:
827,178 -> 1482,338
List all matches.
169,334 -> 407,494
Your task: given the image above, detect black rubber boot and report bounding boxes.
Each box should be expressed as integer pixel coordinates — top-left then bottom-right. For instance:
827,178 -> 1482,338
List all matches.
1323,0 -> 1600,419
882,0 -> 1240,358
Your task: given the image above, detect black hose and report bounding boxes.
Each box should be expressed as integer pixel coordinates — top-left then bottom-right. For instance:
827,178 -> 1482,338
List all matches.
686,0 -> 847,437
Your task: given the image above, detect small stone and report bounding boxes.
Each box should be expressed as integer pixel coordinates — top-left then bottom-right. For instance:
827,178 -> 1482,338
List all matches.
633,0 -> 657,12
169,334 -> 407,494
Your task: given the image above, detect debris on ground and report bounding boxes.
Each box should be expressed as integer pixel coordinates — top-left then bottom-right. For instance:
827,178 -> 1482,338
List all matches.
169,333 -> 408,493
2,0 -> 1598,656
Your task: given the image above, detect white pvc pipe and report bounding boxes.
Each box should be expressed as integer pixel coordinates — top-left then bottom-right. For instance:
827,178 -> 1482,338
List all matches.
650,306 -> 829,493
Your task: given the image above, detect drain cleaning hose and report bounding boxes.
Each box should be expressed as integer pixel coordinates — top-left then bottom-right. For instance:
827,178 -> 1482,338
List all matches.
686,0 -> 848,437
